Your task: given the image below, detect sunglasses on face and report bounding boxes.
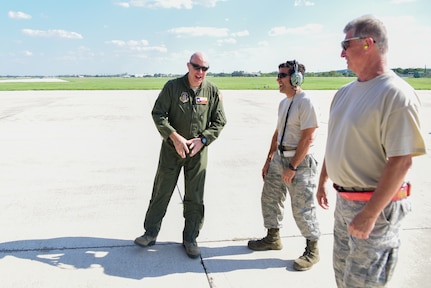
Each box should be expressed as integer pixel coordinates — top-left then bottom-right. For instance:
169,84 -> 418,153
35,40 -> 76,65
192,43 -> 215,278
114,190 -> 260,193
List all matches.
341,37 -> 365,51
189,61 -> 209,72
277,72 -> 289,79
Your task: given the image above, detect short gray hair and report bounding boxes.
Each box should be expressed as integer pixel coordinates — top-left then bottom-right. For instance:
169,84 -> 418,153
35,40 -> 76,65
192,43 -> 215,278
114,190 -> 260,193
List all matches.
344,15 -> 388,54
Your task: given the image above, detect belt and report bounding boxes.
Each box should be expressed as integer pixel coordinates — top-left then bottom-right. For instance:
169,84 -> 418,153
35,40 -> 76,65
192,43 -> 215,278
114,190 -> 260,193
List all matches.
334,182 -> 411,202
281,145 -> 296,151
277,150 -> 296,157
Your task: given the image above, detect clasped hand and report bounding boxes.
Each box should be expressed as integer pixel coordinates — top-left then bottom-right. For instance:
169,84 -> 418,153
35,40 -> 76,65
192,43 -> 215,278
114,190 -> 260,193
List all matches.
173,136 -> 204,158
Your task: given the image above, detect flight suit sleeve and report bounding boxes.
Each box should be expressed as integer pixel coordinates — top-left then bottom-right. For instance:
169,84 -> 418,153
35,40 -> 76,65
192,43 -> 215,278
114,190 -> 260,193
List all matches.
152,81 -> 177,140
201,88 -> 227,145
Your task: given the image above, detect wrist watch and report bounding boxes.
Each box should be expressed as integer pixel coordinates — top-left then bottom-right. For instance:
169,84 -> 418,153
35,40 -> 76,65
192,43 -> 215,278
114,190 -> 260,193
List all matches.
288,162 -> 297,171
200,135 -> 207,145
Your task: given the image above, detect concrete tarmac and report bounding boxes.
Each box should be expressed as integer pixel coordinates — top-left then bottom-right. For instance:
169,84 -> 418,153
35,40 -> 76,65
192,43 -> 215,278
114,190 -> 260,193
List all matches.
0,89 -> 430,287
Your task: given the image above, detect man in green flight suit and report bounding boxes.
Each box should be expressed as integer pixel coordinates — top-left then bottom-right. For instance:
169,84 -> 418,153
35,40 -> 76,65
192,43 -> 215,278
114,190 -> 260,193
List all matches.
134,52 -> 227,259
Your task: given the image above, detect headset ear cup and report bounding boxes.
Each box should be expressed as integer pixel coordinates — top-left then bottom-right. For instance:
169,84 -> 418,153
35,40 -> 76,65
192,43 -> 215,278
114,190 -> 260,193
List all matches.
290,60 -> 304,86
290,72 -> 303,86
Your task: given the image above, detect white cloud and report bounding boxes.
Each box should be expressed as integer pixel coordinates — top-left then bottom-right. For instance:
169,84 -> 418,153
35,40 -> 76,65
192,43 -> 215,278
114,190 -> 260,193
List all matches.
117,0 -> 221,9
106,40 -> 127,47
106,39 -> 150,47
22,29 -> 83,39
268,27 -> 286,36
143,45 -> 168,52
114,2 -> 130,8
168,26 -> 229,38
106,39 -> 167,52
258,41 -> 269,47
130,0 -> 193,9
23,50 -> 33,56
129,45 -> 167,52
217,38 -> 236,45
193,0 -> 220,7
294,0 -> 315,6
268,23 -> 323,36
231,30 -> 249,37
216,30 -> 248,46
8,11 -> 32,20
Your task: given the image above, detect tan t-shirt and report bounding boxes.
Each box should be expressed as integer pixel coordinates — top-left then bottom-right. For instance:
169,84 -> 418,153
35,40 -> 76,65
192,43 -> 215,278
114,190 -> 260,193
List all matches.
325,70 -> 426,188
277,91 -> 319,147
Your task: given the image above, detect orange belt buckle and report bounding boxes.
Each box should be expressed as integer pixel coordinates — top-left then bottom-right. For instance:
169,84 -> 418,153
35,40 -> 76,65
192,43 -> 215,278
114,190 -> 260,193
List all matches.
395,182 -> 411,200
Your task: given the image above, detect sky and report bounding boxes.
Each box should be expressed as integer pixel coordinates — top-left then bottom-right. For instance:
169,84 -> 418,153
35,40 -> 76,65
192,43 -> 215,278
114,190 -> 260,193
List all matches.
1,0 -> 431,76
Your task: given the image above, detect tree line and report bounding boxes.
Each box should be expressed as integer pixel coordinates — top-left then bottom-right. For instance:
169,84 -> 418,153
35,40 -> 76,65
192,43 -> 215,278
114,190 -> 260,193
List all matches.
208,67 -> 430,78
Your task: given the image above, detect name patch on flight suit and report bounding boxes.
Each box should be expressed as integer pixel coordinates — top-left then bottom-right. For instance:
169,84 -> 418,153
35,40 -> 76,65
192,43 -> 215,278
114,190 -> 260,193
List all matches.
179,92 -> 189,103
196,97 -> 208,105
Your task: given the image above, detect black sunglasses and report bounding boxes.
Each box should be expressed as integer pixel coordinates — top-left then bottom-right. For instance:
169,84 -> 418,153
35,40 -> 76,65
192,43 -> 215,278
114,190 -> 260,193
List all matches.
277,72 -> 289,79
189,61 -> 209,72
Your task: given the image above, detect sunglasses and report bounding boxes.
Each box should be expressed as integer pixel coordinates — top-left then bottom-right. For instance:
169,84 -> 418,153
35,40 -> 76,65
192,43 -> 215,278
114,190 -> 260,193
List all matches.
341,37 -> 365,51
189,61 -> 209,72
277,72 -> 289,79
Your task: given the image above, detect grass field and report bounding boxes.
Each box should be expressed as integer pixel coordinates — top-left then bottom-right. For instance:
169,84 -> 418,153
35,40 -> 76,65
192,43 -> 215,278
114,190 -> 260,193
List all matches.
1,76 -> 431,91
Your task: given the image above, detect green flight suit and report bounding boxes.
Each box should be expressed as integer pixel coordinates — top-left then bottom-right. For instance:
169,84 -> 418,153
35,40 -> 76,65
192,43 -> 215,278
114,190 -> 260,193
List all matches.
144,73 -> 227,242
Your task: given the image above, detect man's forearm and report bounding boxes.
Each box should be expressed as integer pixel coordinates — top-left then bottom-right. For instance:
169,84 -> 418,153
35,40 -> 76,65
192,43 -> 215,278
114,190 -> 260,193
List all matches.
362,155 -> 412,218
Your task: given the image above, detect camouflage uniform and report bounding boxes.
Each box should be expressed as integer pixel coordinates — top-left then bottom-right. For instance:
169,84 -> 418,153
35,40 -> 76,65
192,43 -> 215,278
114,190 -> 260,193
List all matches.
325,70 -> 425,286
333,194 -> 411,287
261,151 -> 320,241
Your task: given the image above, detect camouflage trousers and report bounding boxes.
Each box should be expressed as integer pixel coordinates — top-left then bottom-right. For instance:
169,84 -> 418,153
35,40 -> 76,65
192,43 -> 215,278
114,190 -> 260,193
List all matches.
333,194 -> 411,287
261,152 -> 320,241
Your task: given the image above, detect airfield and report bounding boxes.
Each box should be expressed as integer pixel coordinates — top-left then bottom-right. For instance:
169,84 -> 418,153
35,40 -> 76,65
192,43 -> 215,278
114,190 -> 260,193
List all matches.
0,89 -> 430,287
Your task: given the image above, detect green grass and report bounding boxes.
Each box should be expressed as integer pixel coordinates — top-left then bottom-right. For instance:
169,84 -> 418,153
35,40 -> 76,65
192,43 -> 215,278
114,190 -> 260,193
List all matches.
401,77 -> 431,90
1,76 -> 431,91
0,77 -> 173,91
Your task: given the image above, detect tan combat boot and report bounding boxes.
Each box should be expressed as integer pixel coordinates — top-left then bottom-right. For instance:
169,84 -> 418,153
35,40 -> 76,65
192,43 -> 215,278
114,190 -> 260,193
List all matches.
247,228 -> 283,251
293,239 -> 320,271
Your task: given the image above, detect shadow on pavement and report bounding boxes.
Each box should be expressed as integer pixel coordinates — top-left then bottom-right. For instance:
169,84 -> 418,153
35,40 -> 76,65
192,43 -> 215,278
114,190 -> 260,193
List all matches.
0,237 -> 295,279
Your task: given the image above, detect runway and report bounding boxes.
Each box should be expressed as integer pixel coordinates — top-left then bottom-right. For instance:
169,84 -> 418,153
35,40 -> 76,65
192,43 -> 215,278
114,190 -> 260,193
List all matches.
0,89 -> 429,287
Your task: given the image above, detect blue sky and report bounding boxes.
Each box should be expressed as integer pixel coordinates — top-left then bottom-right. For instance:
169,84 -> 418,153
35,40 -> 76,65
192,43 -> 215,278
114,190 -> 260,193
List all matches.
2,0 -> 430,76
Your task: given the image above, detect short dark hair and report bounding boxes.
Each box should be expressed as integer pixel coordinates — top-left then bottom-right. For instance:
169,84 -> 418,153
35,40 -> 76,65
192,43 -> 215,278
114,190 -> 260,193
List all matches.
279,60 -> 305,76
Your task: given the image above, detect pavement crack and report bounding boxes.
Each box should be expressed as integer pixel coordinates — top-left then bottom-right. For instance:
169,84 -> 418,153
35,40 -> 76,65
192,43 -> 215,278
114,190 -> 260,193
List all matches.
200,256 -> 216,288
